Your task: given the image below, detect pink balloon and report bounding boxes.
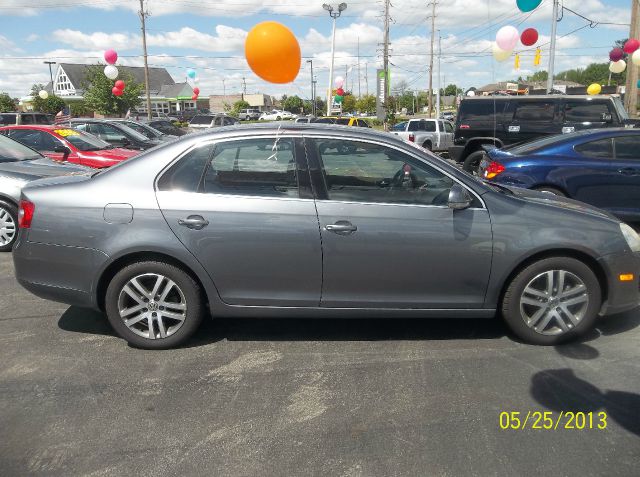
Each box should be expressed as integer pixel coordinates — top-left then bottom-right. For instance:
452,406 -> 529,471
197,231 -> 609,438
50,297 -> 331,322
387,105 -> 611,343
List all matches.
104,49 -> 118,65
624,39 -> 640,54
191,94 -> 198,100
496,26 -> 519,52
112,86 -> 123,96
114,80 -> 125,90
609,47 -> 624,62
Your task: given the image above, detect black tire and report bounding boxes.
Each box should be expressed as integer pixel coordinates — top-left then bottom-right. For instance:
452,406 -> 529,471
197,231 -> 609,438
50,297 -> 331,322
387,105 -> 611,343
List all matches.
276,116 -> 282,121
534,186 -> 567,197
105,261 -> 204,349
422,141 -> 432,151
501,257 -> 601,345
0,200 -> 18,252
462,150 -> 485,174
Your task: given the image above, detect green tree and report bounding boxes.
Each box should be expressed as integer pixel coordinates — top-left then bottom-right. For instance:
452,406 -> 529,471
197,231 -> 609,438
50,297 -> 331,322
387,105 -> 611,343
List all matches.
82,65 -> 143,116
526,70 -> 549,82
397,92 -> 415,112
355,94 -> 376,115
0,92 -> 17,112
282,95 -> 304,113
342,94 -> 356,113
29,85 -> 66,114
231,100 -> 250,117
444,84 -> 462,96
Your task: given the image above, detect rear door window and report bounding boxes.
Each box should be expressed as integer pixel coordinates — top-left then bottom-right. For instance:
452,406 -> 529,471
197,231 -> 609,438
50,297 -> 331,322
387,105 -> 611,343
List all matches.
21,115 -> 35,125
574,138 -> 613,159
0,114 -> 16,125
34,114 -> 51,125
614,135 -> 640,160
157,143 -> 214,191
512,102 -> 555,121
564,101 -> 611,123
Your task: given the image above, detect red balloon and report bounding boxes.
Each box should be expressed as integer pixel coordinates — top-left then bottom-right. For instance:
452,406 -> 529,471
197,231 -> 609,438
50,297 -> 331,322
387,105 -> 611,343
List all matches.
104,49 -> 118,65
114,80 -> 125,90
624,39 -> 640,54
336,88 -> 345,96
520,28 -> 538,47
191,94 -> 198,100
610,47 -> 624,62
193,87 -> 200,95
112,87 -> 123,96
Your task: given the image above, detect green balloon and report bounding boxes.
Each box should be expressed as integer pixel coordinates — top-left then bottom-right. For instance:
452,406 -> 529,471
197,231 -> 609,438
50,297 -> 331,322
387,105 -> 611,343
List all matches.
334,95 -> 343,103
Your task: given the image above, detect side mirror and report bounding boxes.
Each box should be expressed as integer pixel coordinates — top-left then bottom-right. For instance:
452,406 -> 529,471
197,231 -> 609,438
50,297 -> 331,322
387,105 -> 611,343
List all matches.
53,145 -> 70,155
602,113 -> 613,123
448,184 -> 473,210
120,137 -> 131,146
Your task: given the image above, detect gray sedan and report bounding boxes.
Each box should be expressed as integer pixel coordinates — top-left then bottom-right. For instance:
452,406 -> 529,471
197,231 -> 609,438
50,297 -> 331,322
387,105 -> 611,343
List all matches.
12,124 -> 640,349
0,134 -> 90,251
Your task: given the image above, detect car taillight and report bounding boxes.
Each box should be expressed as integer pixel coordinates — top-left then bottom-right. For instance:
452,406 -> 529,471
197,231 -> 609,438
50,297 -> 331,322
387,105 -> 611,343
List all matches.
408,133 -> 415,142
484,161 -> 505,180
460,124 -> 470,129
18,200 -> 35,228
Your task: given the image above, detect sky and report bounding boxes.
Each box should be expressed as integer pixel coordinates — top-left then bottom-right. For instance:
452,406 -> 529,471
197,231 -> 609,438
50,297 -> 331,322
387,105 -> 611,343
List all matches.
0,0 -> 632,101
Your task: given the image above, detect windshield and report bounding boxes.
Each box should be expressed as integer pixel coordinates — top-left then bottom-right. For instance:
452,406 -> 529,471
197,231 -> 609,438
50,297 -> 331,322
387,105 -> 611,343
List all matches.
116,123 -> 152,142
612,96 -> 629,121
190,115 -> 214,125
0,134 -> 42,162
123,121 -> 161,138
53,128 -> 112,151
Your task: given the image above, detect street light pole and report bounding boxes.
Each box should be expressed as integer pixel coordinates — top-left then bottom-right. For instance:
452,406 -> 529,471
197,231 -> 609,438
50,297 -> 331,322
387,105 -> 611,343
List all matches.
307,59 -> 315,116
546,0 -> 559,94
323,3 -> 347,116
44,61 -> 56,96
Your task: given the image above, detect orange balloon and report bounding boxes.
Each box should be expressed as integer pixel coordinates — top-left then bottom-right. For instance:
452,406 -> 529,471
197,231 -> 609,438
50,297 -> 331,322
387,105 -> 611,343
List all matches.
245,21 -> 301,84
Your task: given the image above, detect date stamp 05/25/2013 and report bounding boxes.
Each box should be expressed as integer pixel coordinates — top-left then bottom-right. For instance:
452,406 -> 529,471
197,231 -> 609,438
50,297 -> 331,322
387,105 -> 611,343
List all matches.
499,411 -> 608,430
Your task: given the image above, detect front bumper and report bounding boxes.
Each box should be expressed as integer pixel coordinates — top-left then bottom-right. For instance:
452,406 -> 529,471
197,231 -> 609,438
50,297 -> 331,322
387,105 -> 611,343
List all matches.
598,251 -> 640,316
13,239 -> 109,309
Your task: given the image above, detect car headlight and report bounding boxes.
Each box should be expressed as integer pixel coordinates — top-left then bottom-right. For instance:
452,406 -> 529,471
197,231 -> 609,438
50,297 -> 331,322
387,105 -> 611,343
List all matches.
620,223 -> 640,252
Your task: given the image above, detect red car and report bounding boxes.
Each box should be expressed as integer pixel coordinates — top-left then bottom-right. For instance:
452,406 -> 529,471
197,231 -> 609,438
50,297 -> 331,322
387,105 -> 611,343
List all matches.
0,125 -> 139,168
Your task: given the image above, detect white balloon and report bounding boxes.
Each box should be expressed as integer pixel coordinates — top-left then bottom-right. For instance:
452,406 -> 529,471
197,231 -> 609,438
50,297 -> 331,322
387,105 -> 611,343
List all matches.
38,90 -> 48,99
334,75 -> 345,88
632,50 -> 640,66
609,60 -> 626,74
492,42 -> 512,62
104,65 -> 119,80
467,90 -> 476,97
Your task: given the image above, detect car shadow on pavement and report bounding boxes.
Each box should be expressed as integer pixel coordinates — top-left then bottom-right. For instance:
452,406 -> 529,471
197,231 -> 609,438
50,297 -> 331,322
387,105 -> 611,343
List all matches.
58,306 -> 116,337
530,368 -> 640,437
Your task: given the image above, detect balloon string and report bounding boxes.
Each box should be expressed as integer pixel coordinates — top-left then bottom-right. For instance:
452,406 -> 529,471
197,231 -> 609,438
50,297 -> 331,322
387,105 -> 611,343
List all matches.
267,123 -> 282,162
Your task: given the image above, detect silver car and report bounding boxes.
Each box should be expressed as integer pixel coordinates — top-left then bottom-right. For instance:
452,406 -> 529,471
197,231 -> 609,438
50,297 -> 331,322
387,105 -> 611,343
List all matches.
0,134 -> 90,251
12,124 -> 640,349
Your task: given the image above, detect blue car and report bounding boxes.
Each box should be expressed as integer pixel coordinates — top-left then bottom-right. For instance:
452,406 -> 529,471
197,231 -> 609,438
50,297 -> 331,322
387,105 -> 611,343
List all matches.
478,128 -> 640,222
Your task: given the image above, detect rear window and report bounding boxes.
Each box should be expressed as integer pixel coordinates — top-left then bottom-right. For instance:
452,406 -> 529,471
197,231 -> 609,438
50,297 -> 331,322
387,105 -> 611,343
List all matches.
408,121 -> 436,132
190,115 -> 214,125
574,138 -> 613,158
335,118 -> 350,125
512,102 -> 555,121
458,100 -> 507,121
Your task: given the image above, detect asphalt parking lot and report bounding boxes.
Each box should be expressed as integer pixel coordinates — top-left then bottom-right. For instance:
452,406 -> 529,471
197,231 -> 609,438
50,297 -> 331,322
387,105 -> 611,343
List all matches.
0,252 -> 639,476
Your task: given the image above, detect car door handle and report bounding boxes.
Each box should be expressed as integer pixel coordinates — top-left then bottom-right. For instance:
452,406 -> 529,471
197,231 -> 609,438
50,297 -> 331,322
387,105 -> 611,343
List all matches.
618,168 -> 638,175
325,221 -> 357,235
178,215 -> 209,230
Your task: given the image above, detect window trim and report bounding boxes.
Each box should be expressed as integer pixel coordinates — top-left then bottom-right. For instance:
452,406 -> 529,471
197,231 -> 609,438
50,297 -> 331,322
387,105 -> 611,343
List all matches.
304,135 -> 486,209
154,135 -> 312,200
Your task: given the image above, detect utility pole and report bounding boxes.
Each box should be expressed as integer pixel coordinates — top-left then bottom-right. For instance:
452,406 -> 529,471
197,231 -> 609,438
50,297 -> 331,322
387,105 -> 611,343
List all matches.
138,0 -> 152,120
383,0 -> 390,119
44,61 -> 56,95
345,65 -> 348,92
625,0 -> 640,116
307,59 -> 315,116
365,62 -> 369,96
357,36 -> 361,97
428,1 -> 436,117
222,78 -> 226,111
546,0 -> 559,94
436,32 -> 441,118
242,77 -> 247,95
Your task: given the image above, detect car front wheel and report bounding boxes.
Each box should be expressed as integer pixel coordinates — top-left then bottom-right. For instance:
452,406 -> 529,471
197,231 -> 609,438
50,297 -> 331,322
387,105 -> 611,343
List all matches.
501,257 -> 601,345
0,200 -> 18,252
105,261 -> 204,349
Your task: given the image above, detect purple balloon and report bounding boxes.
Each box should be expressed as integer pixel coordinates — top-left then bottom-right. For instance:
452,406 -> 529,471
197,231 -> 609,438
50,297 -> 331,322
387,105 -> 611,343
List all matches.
610,48 -> 624,62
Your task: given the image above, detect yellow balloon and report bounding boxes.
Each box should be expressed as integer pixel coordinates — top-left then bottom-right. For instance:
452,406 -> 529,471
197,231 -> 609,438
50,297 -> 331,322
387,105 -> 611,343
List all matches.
492,42 -> 512,62
587,83 -> 602,95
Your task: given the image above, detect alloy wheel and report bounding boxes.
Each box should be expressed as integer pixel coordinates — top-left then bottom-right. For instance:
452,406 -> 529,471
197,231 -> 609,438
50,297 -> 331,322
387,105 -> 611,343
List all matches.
0,206 -> 16,247
117,273 -> 187,340
519,270 -> 589,336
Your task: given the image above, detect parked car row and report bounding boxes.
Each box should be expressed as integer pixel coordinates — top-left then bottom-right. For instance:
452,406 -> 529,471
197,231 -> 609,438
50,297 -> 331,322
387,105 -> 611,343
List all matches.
10,123 -> 640,350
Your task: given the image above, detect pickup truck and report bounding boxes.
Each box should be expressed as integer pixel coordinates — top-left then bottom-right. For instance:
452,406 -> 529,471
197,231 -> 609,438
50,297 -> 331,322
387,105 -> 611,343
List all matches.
390,118 -> 455,152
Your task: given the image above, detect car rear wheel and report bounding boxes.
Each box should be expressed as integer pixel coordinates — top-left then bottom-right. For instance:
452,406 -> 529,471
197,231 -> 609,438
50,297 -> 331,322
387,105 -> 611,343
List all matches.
534,186 -> 566,197
105,261 -> 204,349
0,200 -> 18,252
501,257 -> 601,345
462,150 -> 485,174
422,141 -> 432,151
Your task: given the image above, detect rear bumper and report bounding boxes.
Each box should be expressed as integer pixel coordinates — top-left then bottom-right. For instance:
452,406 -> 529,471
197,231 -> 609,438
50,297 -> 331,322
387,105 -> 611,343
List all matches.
13,239 -> 108,309
598,251 -> 640,316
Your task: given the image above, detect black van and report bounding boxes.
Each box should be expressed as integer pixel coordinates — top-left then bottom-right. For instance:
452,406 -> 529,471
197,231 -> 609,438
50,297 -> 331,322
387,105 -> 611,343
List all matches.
449,95 -> 631,172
